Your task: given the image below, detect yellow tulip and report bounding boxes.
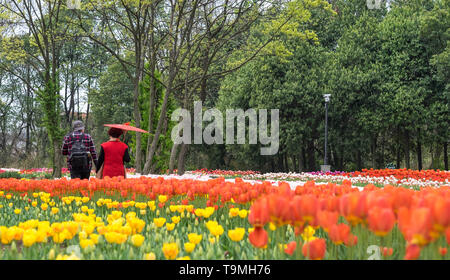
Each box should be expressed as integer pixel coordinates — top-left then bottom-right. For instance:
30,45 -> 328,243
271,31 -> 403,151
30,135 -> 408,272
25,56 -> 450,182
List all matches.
153,217 -> 166,228
22,230 -> 37,247
228,228 -> 245,242
188,233 -> 203,244
80,239 -> 95,249
130,234 -> 145,247
144,252 -> 156,260
171,216 -> 181,224
269,222 -> 277,231
184,242 -> 196,253
90,234 -> 100,244
162,242 -> 178,260
166,223 -> 175,231
41,203 -> 48,211
158,195 -> 168,203
14,209 -> 21,215
238,209 -> 248,219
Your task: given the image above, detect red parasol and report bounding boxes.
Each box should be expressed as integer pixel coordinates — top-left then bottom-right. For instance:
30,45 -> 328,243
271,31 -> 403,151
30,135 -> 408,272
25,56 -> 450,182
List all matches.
103,122 -> 149,133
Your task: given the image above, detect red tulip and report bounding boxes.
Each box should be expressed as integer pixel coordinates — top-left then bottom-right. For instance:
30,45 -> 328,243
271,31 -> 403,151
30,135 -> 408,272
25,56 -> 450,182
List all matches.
284,241 -> 297,256
404,244 -> 421,260
248,197 -> 270,227
328,223 -> 350,245
367,207 -> 395,237
302,238 -> 326,260
249,227 -> 268,248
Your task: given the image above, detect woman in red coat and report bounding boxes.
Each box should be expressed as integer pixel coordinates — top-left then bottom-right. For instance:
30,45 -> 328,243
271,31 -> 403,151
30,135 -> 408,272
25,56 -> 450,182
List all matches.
96,127 -> 131,178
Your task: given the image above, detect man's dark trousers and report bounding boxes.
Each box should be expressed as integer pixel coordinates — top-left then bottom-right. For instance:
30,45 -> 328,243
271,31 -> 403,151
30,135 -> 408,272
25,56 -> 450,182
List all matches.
70,169 -> 91,180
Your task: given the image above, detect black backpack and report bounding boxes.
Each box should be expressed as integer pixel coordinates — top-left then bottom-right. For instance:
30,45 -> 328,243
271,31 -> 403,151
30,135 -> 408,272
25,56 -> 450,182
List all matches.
69,133 -> 89,170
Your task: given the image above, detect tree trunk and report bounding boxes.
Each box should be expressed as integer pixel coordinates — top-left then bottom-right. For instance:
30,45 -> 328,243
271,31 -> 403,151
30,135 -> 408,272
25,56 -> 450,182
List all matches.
25,62 -> 31,154
292,156 -> 297,173
298,150 -> 304,173
145,72 -> 174,169
417,128 -> 422,170
169,144 -> 179,173
396,127 -> 401,168
142,4 -> 157,175
177,143 -> 189,175
371,136 -> 377,169
404,130 -> 410,169
356,146 -> 362,171
133,78 -> 142,173
432,142 -> 441,169
444,141 -> 448,170
307,139 -> 316,171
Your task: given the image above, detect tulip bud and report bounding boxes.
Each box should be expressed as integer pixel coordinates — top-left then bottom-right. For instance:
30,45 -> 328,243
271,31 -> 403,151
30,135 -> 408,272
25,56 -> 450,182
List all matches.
128,248 -> 134,259
48,249 -> 56,260
187,225 -> 192,232
165,208 -> 170,214
156,210 -> 160,216
11,242 -> 17,253
195,219 -> 199,226
206,248 -> 214,259
98,254 -> 105,260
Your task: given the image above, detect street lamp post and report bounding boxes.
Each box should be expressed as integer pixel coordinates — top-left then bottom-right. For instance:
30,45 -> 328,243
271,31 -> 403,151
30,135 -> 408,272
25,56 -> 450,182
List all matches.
321,94 -> 331,172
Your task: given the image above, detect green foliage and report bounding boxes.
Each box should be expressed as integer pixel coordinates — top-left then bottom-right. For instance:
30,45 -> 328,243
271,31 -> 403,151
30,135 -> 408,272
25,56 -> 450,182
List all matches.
90,57 -> 135,145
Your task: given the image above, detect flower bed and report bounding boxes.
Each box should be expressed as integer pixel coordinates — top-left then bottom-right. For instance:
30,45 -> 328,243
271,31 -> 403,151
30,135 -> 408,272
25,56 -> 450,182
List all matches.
0,168 -> 137,179
0,176 -> 449,260
188,169 -> 450,188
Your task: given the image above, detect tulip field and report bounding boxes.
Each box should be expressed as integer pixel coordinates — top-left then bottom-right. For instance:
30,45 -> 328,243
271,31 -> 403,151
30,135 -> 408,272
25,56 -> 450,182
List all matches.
0,169 -> 450,260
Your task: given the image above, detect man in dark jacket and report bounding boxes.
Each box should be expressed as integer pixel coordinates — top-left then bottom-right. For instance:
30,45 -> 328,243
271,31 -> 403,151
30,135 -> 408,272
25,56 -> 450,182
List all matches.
62,120 -> 98,179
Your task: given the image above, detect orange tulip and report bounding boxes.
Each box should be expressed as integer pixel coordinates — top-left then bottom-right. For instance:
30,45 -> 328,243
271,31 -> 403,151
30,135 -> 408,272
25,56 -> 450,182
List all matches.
284,241 -> 297,256
431,197 -> 450,232
302,238 -> 326,260
344,234 -> 358,247
296,195 -> 318,223
367,207 -> 395,236
317,211 -> 338,233
398,207 -> 432,246
249,227 -> 268,248
248,197 -> 270,227
328,223 -> 350,245
381,247 -> 393,257
404,244 -> 421,260
339,193 -> 367,226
